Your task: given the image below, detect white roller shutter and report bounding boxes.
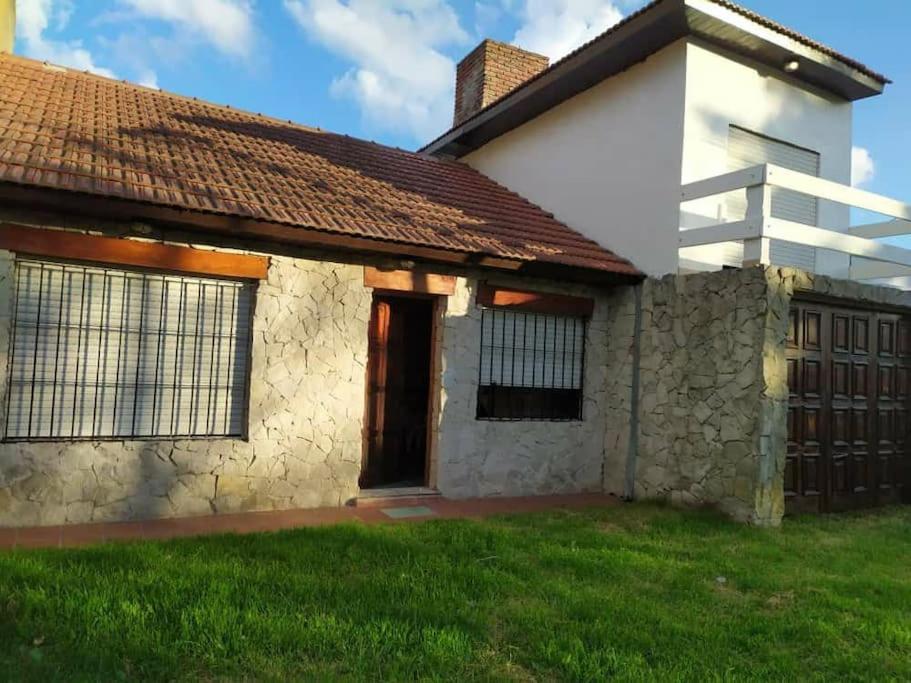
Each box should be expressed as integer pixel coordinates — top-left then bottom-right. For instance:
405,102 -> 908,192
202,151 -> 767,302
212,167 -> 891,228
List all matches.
727,126 -> 821,271
5,260 -> 253,440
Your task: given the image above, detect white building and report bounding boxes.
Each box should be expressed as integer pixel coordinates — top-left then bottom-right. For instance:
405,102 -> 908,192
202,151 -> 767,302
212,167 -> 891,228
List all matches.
425,0 -> 908,286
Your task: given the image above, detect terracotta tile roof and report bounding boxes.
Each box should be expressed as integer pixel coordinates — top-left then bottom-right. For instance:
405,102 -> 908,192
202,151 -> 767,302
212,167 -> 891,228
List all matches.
0,53 -> 639,279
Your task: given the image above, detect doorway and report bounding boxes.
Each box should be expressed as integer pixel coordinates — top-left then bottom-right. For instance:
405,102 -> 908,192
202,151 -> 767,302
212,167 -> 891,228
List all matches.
361,294 -> 435,489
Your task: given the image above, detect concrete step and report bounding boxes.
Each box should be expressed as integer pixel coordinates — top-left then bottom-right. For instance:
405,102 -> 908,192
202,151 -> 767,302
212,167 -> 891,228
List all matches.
352,487 -> 442,508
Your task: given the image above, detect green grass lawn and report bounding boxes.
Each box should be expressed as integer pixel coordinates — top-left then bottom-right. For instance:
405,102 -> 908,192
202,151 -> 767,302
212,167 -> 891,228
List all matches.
0,504 -> 908,681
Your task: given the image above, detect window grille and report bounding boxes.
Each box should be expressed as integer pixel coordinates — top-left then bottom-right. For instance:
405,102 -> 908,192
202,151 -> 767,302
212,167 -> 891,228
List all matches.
477,307 -> 585,420
4,260 -> 253,440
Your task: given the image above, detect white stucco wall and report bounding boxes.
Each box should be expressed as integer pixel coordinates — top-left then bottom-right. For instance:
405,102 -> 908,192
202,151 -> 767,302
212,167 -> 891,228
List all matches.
464,40 -> 689,277
679,40 -> 853,277
464,38 -> 855,279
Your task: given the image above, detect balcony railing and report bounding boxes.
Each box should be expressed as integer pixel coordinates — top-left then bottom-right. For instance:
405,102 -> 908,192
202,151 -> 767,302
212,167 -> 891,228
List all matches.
678,163 -> 911,289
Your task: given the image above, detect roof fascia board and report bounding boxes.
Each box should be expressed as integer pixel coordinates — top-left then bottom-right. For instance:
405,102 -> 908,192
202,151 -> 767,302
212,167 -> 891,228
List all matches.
0,181 -> 492,267
685,0 -> 884,100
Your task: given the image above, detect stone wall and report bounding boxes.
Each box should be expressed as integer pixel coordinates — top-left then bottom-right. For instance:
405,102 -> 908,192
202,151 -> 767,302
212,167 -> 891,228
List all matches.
0,217 -> 619,527
436,275 -> 612,498
13,210 -> 907,529
780,268 -> 911,311
605,266 -> 911,527
603,268 -> 790,525
0,245 -> 372,526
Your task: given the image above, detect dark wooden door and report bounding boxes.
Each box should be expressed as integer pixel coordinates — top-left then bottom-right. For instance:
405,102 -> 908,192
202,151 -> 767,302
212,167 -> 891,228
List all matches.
364,299 -> 392,489
362,296 -> 433,489
786,300 -> 910,514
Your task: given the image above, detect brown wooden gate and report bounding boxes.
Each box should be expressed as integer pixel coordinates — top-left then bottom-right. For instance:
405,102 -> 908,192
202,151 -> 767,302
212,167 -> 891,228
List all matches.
786,298 -> 910,514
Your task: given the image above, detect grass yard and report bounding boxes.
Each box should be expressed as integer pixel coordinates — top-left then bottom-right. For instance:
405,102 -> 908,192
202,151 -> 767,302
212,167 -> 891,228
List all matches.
0,504 -> 908,681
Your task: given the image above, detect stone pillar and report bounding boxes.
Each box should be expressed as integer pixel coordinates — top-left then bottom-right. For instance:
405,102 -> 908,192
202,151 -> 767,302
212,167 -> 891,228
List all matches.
749,267 -> 792,524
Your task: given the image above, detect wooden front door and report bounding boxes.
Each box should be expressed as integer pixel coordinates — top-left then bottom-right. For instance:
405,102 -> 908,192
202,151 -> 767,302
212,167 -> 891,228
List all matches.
362,295 -> 434,489
786,299 -> 911,513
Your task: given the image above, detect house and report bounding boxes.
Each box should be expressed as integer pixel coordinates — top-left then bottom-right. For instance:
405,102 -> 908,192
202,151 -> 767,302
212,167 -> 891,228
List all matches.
425,0 -> 911,519
0,0 -> 907,530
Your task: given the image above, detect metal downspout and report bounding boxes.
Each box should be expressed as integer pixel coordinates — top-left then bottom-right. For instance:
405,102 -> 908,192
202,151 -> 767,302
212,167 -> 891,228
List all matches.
624,282 -> 643,501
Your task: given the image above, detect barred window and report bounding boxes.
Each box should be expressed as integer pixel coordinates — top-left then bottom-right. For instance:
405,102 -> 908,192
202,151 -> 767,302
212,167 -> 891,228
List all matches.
477,308 -> 585,420
4,260 -> 253,441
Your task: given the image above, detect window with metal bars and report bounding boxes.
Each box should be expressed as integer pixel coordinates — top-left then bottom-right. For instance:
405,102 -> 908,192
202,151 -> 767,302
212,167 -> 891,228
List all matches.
3,259 -> 254,441
476,307 -> 585,421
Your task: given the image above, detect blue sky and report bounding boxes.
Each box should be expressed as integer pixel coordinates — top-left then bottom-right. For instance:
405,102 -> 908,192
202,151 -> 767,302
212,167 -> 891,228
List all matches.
12,1 -> 910,206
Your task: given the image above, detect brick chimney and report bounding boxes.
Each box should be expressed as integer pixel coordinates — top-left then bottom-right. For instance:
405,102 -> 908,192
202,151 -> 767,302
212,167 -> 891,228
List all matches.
453,39 -> 548,127
0,0 -> 14,54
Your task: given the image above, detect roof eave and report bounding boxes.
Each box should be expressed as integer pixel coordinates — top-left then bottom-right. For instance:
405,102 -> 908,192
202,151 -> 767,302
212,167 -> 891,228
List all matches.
423,0 -> 886,158
686,0 -> 886,99
0,181 -> 643,287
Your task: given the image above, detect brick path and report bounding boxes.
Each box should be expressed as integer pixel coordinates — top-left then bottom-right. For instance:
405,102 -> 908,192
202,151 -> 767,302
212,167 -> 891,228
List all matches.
0,493 -> 619,550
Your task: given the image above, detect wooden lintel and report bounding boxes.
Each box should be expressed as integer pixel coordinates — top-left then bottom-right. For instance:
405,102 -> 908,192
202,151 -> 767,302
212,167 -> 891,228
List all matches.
475,256 -> 524,270
364,267 -> 455,295
0,224 -> 270,279
477,282 -> 595,317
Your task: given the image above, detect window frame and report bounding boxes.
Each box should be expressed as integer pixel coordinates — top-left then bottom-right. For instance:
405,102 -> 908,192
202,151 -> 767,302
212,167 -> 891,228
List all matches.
2,255 -> 257,443
474,284 -> 592,423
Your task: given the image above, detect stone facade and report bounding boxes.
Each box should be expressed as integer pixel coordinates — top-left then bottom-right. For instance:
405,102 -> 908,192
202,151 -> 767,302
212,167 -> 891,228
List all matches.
436,275 -> 611,498
4,214 -> 907,529
779,267 -> 911,311
0,219 -> 616,527
0,249 -> 372,526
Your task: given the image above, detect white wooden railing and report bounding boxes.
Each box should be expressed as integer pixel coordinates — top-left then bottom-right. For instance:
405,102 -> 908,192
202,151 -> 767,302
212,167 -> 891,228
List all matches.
678,163 -> 911,288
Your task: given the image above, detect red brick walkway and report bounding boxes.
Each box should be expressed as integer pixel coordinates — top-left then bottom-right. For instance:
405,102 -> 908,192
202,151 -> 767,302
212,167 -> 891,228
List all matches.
0,494 -> 618,550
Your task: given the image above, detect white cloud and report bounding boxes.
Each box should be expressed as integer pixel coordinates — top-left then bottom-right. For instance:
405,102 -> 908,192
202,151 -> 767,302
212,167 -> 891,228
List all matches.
16,0 -> 117,78
116,0 -> 256,59
510,0 -> 623,60
137,67 -> 159,89
851,145 -> 875,187
474,1 -> 502,35
284,0 -> 468,142
94,32 -> 168,87
17,0 -> 254,90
